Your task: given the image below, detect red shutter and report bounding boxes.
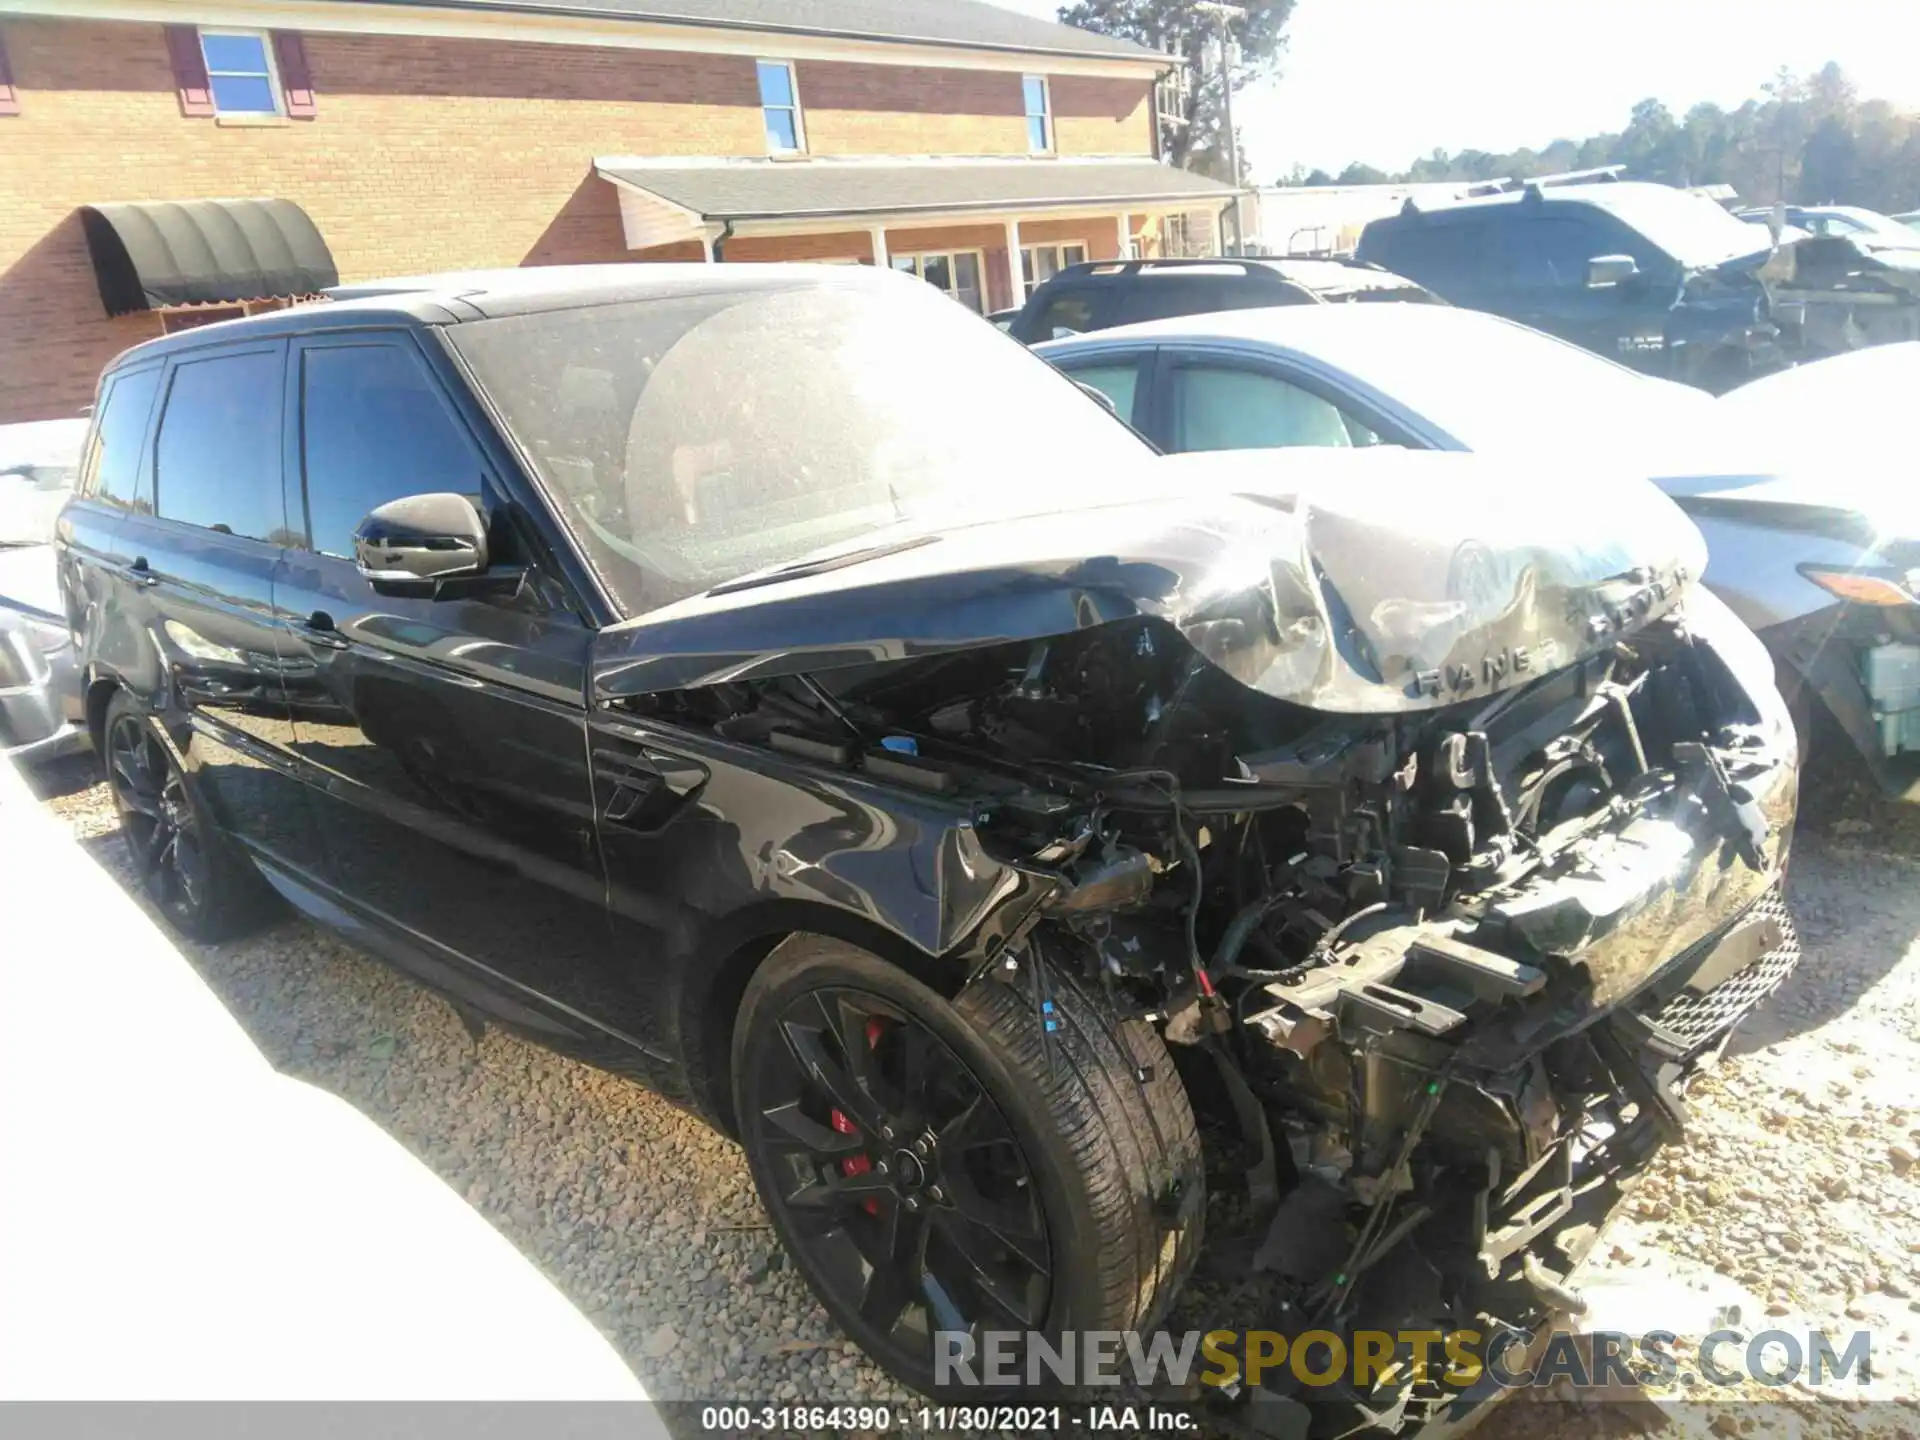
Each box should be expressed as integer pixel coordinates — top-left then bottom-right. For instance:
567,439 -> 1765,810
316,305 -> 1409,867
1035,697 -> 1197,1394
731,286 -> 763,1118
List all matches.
164,25 -> 214,116
0,30 -> 21,116
272,31 -> 315,118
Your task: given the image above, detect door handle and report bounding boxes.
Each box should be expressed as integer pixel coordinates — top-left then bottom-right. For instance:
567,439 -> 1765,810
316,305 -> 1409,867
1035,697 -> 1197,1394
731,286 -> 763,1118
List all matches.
117,556 -> 159,588
295,610 -> 351,650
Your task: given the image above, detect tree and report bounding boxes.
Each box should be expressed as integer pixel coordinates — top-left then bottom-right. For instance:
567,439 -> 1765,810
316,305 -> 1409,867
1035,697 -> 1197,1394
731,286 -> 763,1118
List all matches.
1304,65 -> 1920,214
1055,0 -> 1294,178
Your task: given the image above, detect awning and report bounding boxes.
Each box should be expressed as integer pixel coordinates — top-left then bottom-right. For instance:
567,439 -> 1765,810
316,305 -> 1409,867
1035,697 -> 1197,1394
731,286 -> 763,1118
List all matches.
79,198 -> 339,317
594,157 -> 1238,248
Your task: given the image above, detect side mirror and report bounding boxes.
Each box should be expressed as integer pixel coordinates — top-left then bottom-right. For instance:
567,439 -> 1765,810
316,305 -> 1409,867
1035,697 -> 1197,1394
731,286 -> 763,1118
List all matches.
353,493 -> 488,592
1586,254 -> 1640,289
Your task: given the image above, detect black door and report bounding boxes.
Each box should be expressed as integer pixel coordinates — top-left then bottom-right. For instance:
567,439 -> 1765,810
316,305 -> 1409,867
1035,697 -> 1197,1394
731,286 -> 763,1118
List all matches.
274,332 -> 669,1072
58,361 -> 164,685
1499,210 -> 1669,366
110,341 -> 329,879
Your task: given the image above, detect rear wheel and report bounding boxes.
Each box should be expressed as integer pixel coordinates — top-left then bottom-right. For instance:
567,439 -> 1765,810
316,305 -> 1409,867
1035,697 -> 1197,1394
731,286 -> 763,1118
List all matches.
103,692 -> 274,942
732,935 -> 1202,1397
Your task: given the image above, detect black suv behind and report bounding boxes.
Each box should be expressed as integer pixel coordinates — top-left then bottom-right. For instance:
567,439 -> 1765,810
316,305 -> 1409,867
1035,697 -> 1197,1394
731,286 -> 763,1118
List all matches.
1003,255 -> 1436,344
1357,177 -> 1781,390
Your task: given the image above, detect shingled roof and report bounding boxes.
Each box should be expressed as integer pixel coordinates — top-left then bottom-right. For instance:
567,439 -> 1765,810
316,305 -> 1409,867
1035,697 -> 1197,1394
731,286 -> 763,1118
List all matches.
333,0 -> 1167,63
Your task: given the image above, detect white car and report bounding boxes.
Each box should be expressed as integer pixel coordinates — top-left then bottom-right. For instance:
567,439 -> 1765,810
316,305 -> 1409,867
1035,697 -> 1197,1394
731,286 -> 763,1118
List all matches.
1040,304 -> 1920,796
0,418 -> 89,761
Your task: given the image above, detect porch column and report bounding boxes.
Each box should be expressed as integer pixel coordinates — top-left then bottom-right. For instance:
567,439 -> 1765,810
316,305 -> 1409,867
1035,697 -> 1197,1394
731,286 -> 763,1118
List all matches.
869,225 -> 890,269
699,227 -> 717,263
1115,213 -> 1131,261
1004,218 -> 1026,303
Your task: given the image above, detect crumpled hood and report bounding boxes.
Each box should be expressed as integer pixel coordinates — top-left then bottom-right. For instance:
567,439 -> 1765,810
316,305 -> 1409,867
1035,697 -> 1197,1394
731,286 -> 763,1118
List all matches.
592,448 -> 1704,715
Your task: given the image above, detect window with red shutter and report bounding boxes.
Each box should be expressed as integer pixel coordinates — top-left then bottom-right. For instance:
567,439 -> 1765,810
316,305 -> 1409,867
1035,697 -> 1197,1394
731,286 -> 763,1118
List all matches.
272,31 -> 315,118
163,24 -> 214,116
0,29 -> 21,116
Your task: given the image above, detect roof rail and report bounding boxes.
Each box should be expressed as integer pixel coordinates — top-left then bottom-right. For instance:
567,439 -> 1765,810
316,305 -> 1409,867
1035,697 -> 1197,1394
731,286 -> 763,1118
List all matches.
1062,256 -> 1285,280
1465,164 -> 1628,197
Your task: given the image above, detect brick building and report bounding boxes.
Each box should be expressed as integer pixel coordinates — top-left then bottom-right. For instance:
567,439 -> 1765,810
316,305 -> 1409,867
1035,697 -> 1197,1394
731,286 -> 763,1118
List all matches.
0,0 -> 1235,422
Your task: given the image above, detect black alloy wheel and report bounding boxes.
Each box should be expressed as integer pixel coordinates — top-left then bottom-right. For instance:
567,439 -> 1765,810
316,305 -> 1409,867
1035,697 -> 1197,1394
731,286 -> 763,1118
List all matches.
749,985 -> 1051,1374
106,708 -> 209,928
736,935 -> 1205,1400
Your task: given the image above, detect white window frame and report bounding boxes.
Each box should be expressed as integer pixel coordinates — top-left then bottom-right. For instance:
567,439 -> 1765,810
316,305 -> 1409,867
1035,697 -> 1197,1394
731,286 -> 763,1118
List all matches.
756,59 -> 806,155
198,27 -> 282,116
890,250 -> 989,313
1022,74 -> 1053,154
1019,242 -> 1088,295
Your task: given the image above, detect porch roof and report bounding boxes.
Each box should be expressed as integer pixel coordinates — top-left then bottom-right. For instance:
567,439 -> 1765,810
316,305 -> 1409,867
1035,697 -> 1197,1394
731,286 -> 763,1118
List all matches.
594,156 -> 1237,237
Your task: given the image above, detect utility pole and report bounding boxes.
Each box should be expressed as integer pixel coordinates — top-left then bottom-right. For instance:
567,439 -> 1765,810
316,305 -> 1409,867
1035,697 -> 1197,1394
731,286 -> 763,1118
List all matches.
1194,0 -> 1247,253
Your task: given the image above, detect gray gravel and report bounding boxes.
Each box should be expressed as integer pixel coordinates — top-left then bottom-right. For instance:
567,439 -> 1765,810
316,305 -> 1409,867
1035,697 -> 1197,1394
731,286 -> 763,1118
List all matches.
29,747 -> 1920,1433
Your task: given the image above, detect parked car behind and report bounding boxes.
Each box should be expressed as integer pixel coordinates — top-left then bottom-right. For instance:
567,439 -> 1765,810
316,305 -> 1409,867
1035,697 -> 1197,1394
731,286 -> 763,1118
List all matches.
1039,302 -> 1917,795
1356,178 -> 1785,390
58,264 -> 1799,1430
1003,255 -> 1437,344
0,417 -> 89,761
1736,203 -> 1920,249
1359,176 -> 1920,386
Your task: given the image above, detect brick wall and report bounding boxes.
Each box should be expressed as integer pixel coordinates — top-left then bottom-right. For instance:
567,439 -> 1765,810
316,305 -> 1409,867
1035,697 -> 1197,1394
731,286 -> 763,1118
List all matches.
0,15 -> 1155,421
798,60 -> 1151,157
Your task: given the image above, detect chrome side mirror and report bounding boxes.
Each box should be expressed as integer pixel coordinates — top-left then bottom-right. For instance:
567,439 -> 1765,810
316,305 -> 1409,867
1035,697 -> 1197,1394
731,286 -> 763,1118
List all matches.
353,493 -> 488,591
1586,254 -> 1640,289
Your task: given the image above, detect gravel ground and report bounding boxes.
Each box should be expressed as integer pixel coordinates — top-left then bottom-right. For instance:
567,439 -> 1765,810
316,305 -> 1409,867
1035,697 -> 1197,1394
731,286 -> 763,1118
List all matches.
28,745 -> 1920,1437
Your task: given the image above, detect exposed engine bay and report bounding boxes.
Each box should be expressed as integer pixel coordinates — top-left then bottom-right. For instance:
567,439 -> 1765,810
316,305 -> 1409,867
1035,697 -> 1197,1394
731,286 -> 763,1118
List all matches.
613,572 -> 1799,1430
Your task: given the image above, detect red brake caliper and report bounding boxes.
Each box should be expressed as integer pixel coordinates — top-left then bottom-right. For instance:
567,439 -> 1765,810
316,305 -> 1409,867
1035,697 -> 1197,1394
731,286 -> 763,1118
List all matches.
831,1017 -> 888,1216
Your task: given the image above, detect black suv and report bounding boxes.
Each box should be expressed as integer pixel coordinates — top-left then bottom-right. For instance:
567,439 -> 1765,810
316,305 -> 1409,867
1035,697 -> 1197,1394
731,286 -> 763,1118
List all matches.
57,264 -> 1798,1421
1357,177 -> 1781,389
1003,255 -> 1436,344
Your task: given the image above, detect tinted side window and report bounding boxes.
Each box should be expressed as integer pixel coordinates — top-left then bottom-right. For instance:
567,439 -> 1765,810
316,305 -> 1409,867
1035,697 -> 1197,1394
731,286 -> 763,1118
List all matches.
299,342 -> 482,560
1029,288 -> 1099,340
1111,279 -> 1288,328
82,366 -> 162,509
153,349 -> 286,542
1057,359 -> 1144,426
1507,214 -> 1613,290
1374,218 -> 1499,289
1170,365 -> 1357,451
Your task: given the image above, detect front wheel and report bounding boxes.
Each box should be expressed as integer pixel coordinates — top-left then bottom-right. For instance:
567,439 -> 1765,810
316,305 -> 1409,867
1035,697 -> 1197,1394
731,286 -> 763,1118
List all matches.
732,935 -> 1202,1397
102,692 -> 275,942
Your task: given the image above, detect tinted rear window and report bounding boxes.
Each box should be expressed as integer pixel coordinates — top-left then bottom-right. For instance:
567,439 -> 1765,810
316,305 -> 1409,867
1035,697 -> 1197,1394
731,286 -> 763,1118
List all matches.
1028,288 -> 1101,340
83,366 -> 162,509
153,349 -> 286,543
1111,278 -> 1297,328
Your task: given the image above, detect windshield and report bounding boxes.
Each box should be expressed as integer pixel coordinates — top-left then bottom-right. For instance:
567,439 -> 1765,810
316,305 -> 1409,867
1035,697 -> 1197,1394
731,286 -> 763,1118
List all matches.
449,279 -> 1154,616
1323,308 -> 1714,453
1591,187 -> 1772,267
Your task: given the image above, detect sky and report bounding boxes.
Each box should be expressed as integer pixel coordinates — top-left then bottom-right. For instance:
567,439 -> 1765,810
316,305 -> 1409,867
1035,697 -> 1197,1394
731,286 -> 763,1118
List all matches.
989,0 -> 1920,181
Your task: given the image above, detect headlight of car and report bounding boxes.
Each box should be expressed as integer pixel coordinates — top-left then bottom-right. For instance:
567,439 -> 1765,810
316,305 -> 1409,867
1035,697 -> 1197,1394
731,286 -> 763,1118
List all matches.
1798,562 -> 1920,608
1683,584 -> 1794,753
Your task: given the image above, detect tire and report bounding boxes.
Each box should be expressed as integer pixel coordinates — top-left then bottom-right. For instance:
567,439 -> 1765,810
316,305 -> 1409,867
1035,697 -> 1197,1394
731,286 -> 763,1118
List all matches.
732,933 -> 1203,1398
102,691 -> 276,943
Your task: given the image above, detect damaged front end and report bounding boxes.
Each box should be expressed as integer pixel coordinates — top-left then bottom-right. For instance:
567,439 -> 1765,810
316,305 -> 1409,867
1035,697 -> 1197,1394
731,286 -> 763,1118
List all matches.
1767,233 -> 1920,358
596,459 -> 1799,1432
